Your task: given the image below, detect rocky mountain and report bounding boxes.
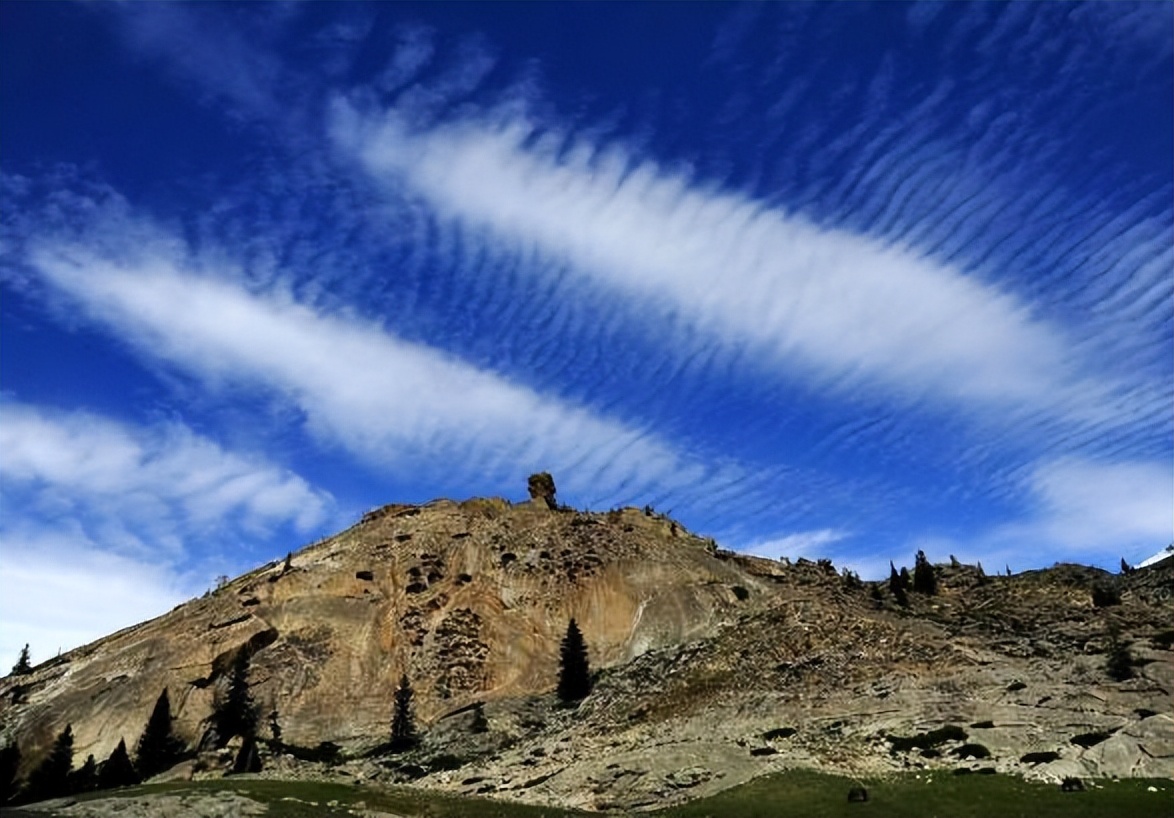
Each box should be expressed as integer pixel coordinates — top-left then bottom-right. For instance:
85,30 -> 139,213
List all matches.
2,478 -> 1172,811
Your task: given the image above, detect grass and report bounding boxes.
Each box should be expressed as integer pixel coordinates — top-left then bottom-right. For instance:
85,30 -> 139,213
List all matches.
657,768 -> 1173,818
16,770 -> 1172,817
62,778 -> 591,817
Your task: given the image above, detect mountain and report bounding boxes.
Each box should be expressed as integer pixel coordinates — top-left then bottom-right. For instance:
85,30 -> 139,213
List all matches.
2,480 -> 1172,811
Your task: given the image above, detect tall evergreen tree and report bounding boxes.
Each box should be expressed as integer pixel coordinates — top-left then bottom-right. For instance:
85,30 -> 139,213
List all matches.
390,673 -> 417,752
0,743 -> 20,804
97,739 -> 138,790
231,735 -> 262,774
10,645 -> 31,676
888,562 -> 909,607
1106,627 -> 1134,682
913,550 -> 937,595
557,618 -> 592,703
25,724 -> 73,802
68,755 -> 97,794
136,688 -> 185,779
213,651 -> 257,744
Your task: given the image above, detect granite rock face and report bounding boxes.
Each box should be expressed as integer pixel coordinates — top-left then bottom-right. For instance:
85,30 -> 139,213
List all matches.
2,494 -> 1171,811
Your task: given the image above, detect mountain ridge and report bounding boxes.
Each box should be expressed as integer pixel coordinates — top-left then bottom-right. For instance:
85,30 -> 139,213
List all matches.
2,485 -> 1171,811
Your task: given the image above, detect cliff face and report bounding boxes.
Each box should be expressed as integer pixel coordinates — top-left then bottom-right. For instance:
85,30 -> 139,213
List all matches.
0,498 -> 760,764
2,495 -> 1172,811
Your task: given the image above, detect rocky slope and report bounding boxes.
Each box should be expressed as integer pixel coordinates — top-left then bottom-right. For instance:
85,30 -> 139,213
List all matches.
2,484 -> 1171,811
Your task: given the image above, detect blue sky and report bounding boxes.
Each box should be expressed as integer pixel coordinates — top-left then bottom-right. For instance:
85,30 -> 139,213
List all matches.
1,1 -> 1171,669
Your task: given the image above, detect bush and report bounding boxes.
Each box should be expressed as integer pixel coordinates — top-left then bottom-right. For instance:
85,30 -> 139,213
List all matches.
952,743 -> 991,759
888,725 -> 967,754
1092,582 -> 1121,608
1071,731 -> 1113,748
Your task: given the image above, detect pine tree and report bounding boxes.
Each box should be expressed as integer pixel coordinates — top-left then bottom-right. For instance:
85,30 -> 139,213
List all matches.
889,562 -> 909,607
913,550 -> 937,595
136,688 -> 185,779
0,743 -> 20,804
390,673 -> 417,752
25,724 -> 73,802
10,645 -> 31,676
68,755 -> 97,794
469,702 -> 489,734
1106,627 -> 1134,682
213,651 -> 257,744
97,739 -> 138,790
231,734 -> 262,774
557,618 -> 592,703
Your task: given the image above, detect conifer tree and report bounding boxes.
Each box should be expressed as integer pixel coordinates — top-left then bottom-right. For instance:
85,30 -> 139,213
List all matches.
25,724 -> 73,802
390,673 -> 417,752
136,688 -> 185,779
1106,627 -> 1134,682
10,645 -> 31,676
213,651 -> 257,744
889,562 -> 909,607
0,743 -> 20,804
69,755 -> 97,794
470,702 -> 489,734
231,735 -> 262,774
913,550 -> 937,595
97,739 -> 138,790
557,618 -> 592,703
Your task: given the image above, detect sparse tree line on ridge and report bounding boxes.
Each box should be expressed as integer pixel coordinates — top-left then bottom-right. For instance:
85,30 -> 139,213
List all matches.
0,619 -> 593,806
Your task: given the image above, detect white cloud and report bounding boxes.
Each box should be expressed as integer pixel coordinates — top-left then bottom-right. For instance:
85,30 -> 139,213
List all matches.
1021,457 -> 1173,555
24,234 -> 746,509
332,102 -> 1123,423
0,401 -> 331,544
905,457 -> 1173,574
0,401 -> 333,668
740,528 -> 849,561
0,526 -> 198,673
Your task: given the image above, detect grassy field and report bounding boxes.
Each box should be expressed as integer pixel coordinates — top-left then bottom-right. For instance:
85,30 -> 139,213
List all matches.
659,769 -> 1173,818
6,771 -> 1171,817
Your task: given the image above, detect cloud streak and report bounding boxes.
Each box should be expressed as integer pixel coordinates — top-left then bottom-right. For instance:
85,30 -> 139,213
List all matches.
24,227 -> 756,514
1,401 -> 330,542
332,102 -> 1126,429
0,400 -> 330,669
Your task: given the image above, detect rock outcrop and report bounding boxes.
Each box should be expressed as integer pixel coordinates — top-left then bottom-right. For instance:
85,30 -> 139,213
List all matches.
2,486 -> 1171,811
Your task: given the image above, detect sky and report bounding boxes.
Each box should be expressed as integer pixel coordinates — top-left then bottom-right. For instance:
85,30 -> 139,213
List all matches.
1,1 -> 1171,671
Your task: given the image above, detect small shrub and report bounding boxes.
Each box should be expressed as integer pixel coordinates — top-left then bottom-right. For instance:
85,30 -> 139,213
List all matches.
762,727 -> 797,740
1092,582 -> 1121,608
887,725 -> 966,753
952,743 -> 991,759
1106,628 -> 1134,681
1071,731 -> 1112,748
428,754 -> 467,772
